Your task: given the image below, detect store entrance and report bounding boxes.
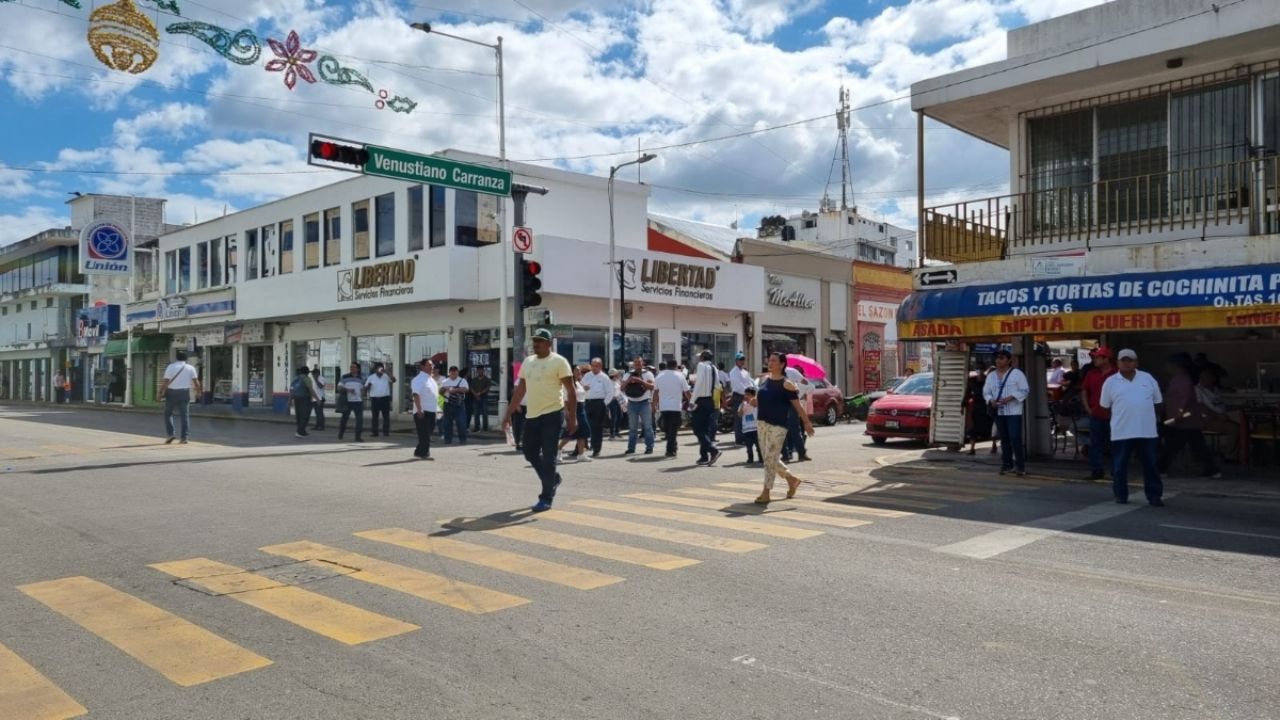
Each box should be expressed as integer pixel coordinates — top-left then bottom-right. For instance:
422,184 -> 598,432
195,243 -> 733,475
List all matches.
247,346 -> 271,406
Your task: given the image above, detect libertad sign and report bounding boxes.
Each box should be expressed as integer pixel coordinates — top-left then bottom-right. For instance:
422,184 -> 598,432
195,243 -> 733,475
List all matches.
338,259 -> 416,303
639,258 -> 718,301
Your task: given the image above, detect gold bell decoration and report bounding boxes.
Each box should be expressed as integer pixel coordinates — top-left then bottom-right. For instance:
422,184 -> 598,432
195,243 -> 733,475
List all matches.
87,0 -> 160,74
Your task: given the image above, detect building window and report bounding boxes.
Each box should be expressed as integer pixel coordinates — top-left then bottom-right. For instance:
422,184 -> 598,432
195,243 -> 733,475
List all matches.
46,297 -> 54,307
1098,96 -> 1168,223
353,200 -> 370,260
803,219 -> 816,229
178,246 -> 191,293
245,228 -> 259,280
1171,81 -> 1250,212
15,303 -> 21,313
304,213 -> 320,269
210,237 -> 223,287
375,192 -> 396,257
279,219 -> 294,274
165,250 -> 177,294
429,186 -> 446,248
455,190 -> 499,247
225,234 -> 237,284
323,207 -> 341,266
197,242 -> 209,290
681,332 -> 735,370
354,334 -> 394,378
260,223 -> 278,278
408,185 -> 424,251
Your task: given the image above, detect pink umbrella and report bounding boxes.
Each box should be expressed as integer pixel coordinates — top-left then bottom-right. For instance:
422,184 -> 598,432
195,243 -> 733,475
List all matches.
787,354 -> 826,381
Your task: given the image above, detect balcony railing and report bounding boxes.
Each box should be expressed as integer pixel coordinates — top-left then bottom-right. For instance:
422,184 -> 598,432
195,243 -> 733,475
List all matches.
923,156 -> 1280,264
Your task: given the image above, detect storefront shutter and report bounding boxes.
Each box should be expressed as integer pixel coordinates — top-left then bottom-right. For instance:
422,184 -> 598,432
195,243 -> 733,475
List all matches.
930,350 -> 968,447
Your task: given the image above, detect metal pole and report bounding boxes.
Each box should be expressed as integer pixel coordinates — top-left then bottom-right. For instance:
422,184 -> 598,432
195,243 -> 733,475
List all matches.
607,168 -> 617,370
495,36 -> 509,418
618,261 -> 626,364
123,196 -> 136,408
916,110 -> 925,269
512,190 -> 526,367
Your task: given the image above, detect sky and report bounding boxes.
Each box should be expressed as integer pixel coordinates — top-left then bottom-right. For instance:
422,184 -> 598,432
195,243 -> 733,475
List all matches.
0,0 -> 1109,246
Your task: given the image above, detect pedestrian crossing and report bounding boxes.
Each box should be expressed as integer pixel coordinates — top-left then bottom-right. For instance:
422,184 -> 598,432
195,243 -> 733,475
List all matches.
2,473 -> 1028,718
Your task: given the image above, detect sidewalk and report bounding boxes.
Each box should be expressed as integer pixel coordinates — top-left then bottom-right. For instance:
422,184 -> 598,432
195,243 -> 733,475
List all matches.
875,448 -> 1280,501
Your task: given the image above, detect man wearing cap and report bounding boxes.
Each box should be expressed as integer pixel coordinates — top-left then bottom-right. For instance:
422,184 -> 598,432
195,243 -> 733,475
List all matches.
727,352 -> 755,444
691,350 -> 723,466
503,329 -> 577,512
1099,349 -> 1164,506
982,349 -> 1029,475
1079,347 -> 1117,480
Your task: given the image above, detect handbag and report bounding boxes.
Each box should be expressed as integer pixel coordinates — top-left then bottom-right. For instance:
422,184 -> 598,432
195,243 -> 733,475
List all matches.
335,386 -> 349,413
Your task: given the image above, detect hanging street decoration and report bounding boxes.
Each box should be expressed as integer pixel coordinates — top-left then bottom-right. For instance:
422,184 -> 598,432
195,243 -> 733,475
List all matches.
264,30 -> 317,90
167,21 -> 260,65
86,0 -> 159,75
5,0 -> 420,113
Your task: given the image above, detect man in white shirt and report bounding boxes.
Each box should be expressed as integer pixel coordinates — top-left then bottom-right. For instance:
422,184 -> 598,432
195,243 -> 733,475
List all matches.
690,350 -> 723,466
1100,349 -> 1165,506
653,359 -> 690,457
1046,358 -> 1065,386
582,358 -> 613,458
782,364 -> 812,462
159,350 -> 202,444
310,366 -> 328,431
621,356 -> 656,454
727,352 -> 755,444
410,358 -> 439,460
439,365 -> 470,444
337,363 -> 365,442
364,363 -> 395,438
982,349 -> 1030,475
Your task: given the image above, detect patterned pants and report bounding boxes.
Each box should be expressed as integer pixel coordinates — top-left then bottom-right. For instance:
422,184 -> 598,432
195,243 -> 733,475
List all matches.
758,421 -> 798,492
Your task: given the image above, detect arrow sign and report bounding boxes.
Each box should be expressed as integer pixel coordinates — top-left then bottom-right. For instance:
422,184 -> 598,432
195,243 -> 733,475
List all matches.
919,269 -> 958,286
512,226 -> 533,254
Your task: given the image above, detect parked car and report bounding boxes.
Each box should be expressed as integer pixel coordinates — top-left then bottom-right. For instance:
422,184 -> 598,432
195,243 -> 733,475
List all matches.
846,376 -> 908,420
804,379 -> 845,426
865,372 -> 934,445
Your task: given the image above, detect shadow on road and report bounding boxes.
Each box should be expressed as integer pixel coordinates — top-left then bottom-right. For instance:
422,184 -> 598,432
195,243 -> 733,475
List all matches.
27,446 -> 382,475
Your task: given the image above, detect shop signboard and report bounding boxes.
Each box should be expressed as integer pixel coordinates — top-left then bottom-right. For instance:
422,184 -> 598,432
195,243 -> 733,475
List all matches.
74,305 -> 120,346
224,322 -> 265,345
856,300 -> 899,323
898,263 -> 1280,339
79,221 -> 131,276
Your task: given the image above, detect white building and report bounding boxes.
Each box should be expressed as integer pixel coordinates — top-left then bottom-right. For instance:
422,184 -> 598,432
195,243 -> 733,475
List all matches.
0,229 -> 86,402
907,0 -> 1280,450
761,208 -> 917,268
136,151 -> 763,415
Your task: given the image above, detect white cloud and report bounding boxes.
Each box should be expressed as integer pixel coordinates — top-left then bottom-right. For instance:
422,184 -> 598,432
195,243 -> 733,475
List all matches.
0,205 -> 69,247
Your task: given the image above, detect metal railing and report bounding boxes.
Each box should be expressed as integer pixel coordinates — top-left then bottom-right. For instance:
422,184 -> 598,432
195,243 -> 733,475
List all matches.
923,156 -> 1280,264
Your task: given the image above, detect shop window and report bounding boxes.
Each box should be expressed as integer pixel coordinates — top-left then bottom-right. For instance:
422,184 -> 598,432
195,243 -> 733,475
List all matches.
429,186 -> 446,248
260,223 -> 278,278
210,237 -> 223,287
353,200 -> 370,260
45,297 -> 54,308
354,334 -> 394,377
375,192 -> 395,257
455,190 -> 499,247
178,247 -> 191,292
165,250 -> 177,295
682,332 -> 736,370
197,241 -> 209,290
279,219 -> 294,274
323,207 -> 341,266
408,185 -> 424,252
404,332 -> 449,408
304,213 -> 320,269
245,228 -> 259,280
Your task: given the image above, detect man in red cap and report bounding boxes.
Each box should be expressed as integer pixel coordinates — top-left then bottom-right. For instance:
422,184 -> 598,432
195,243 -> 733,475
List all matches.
1079,347 -> 1117,480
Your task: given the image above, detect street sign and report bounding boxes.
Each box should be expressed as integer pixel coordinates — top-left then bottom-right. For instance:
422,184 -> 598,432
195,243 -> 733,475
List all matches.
306,133 -> 512,197
512,226 -> 533,254
523,307 -> 552,325
919,269 -> 958,286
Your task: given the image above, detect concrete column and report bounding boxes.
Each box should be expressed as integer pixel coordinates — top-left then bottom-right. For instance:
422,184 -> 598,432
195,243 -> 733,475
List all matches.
1021,335 -> 1054,458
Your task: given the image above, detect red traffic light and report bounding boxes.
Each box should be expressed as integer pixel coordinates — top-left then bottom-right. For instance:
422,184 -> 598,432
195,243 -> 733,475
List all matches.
524,261 -> 541,275
309,139 -> 368,168
315,141 -> 338,160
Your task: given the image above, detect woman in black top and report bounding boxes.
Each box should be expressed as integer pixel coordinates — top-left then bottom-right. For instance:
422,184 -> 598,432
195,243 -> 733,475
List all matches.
754,352 -> 815,505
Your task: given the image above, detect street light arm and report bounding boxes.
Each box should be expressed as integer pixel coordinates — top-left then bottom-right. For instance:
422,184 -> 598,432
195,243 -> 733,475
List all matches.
409,21 -> 499,50
610,152 -> 657,178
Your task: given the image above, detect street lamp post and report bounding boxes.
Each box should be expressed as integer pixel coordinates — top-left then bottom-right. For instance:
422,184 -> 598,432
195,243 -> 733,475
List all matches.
410,21 -> 511,416
607,153 -> 656,368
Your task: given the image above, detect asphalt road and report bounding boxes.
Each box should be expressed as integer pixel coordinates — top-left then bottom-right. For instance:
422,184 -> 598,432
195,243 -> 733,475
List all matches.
1,405 -> 1277,720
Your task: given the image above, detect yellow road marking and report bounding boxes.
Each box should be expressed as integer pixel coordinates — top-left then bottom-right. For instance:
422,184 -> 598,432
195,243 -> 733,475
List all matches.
540,510 -> 767,553
0,447 -> 42,459
0,641 -> 87,720
259,541 -> 528,614
36,445 -> 90,456
572,499 -> 823,540
715,482 -> 945,510
441,519 -> 700,570
678,487 -> 913,519
622,493 -> 871,529
17,576 -> 271,687
149,558 -> 419,645
355,528 -> 624,590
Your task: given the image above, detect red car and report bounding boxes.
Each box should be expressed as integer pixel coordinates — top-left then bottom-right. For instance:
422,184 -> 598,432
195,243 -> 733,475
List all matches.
865,372 -> 934,444
804,378 -> 845,426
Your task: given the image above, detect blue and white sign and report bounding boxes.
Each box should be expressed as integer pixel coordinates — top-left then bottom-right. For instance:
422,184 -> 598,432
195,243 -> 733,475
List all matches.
79,221 -> 131,276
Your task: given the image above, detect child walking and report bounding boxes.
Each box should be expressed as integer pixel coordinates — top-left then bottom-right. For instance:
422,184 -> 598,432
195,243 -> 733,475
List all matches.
740,386 -> 760,465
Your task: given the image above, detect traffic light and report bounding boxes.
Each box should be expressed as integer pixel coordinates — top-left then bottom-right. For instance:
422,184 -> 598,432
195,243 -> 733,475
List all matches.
521,259 -> 543,307
309,139 -> 368,168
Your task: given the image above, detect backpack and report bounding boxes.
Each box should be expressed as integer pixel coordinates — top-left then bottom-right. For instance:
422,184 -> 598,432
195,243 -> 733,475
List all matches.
290,375 -> 309,399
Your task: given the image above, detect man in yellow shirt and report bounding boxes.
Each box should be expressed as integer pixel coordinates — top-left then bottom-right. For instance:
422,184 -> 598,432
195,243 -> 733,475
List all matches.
503,329 -> 578,512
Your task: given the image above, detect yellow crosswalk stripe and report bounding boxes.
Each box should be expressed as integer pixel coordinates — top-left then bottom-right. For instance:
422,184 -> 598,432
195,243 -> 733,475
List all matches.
678,487 -> 913,519
621,493 -> 871,529
259,541 -> 529,614
540,510 -> 767,553
715,482 -> 945,510
148,558 -> 419,645
572,499 -> 823,540
17,576 -> 271,687
355,528 -> 624,590
0,641 -> 87,720
440,519 -> 700,570
36,445 -> 91,456
0,447 -> 42,459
